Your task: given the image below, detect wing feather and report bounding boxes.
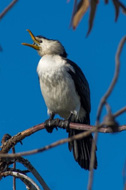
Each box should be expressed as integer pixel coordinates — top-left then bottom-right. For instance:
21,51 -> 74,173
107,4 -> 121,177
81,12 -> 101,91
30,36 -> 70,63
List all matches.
65,59 -> 91,113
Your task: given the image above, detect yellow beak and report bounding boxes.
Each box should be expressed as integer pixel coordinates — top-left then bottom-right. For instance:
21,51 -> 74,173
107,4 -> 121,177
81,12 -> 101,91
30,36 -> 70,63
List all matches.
22,29 -> 40,50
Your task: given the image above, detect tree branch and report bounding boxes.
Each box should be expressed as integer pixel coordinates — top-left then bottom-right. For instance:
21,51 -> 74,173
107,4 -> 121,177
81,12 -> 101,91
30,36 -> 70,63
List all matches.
0,0 -> 18,20
16,157 -> 50,190
88,36 -> 126,190
96,36 -> 126,122
113,107 -> 126,118
0,170 -> 40,190
1,119 -> 126,156
0,123 -> 126,160
12,147 -> 16,190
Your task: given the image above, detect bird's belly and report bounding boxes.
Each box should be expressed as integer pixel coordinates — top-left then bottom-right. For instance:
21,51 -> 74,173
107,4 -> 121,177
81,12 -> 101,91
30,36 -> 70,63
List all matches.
39,71 -> 80,118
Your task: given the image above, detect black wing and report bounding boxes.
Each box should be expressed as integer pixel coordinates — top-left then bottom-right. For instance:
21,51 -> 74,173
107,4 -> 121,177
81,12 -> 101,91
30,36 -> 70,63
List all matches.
65,59 -> 91,114
65,60 -> 98,170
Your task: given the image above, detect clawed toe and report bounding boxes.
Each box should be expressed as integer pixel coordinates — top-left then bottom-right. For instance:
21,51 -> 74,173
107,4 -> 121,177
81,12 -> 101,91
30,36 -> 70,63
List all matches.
44,118 -> 70,133
44,119 -> 54,133
44,118 -> 60,133
58,120 -> 70,132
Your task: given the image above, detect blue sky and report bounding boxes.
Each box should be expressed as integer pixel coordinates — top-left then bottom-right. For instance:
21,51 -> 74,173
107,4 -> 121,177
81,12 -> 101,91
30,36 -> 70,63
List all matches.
0,1 -> 126,190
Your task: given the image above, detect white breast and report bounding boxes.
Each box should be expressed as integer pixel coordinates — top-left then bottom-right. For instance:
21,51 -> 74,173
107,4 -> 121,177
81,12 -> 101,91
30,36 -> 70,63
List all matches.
37,55 -> 81,119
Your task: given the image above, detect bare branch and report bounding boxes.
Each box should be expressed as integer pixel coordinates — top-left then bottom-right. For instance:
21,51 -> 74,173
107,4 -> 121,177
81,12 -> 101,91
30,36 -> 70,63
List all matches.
96,36 -> 126,122
0,124 -> 102,158
113,107 -> 126,118
0,171 -> 40,190
1,123 -> 45,154
12,147 -> 16,190
16,157 -> 50,190
1,134 -> 11,145
0,0 -> 18,20
88,36 -> 126,190
1,118 -> 126,156
6,168 -> 29,174
0,123 -> 126,159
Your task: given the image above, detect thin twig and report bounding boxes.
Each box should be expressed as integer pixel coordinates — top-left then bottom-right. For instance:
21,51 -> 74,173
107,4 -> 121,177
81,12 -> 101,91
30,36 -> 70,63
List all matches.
16,157 -> 50,190
0,0 -> 18,20
88,36 -> 126,190
7,168 -> 29,174
12,147 -> 16,190
0,171 -> 40,190
113,107 -> 126,118
105,102 -> 112,114
96,36 -> 126,122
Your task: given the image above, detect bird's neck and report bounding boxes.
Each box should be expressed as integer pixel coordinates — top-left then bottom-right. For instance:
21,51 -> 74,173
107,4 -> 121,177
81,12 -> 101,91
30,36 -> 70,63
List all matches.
37,54 -> 66,75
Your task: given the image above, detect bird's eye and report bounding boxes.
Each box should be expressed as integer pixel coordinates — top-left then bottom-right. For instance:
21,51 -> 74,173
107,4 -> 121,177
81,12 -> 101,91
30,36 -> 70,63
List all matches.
39,40 -> 42,43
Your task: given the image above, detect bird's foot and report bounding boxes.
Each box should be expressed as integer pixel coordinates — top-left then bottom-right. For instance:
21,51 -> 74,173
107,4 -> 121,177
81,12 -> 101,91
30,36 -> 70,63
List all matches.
44,118 -> 60,133
57,119 -> 70,132
63,113 -> 73,132
44,114 -> 72,132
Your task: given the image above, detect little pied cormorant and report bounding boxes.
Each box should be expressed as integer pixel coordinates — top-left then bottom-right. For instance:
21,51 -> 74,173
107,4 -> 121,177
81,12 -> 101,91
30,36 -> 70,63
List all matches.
22,29 -> 97,170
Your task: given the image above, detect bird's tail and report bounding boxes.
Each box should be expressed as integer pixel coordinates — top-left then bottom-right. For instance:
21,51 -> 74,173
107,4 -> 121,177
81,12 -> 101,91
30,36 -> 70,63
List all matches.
68,127 -> 97,170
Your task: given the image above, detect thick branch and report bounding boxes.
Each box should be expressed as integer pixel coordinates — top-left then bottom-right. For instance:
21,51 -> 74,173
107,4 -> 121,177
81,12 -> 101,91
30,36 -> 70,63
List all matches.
0,124 -> 102,160
0,121 -> 126,155
0,123 -> 126,159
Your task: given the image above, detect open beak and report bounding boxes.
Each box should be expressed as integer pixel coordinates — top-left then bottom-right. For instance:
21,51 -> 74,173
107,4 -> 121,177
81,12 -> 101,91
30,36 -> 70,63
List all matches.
22,29 -> 40,50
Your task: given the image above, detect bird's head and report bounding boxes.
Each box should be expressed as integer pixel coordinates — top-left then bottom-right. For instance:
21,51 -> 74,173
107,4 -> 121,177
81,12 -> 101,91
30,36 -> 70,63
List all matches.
22,29 -> 67,57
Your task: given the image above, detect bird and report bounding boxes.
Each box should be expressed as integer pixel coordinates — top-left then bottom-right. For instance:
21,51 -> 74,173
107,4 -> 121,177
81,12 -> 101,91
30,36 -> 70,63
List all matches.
22,29 -> 97,170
